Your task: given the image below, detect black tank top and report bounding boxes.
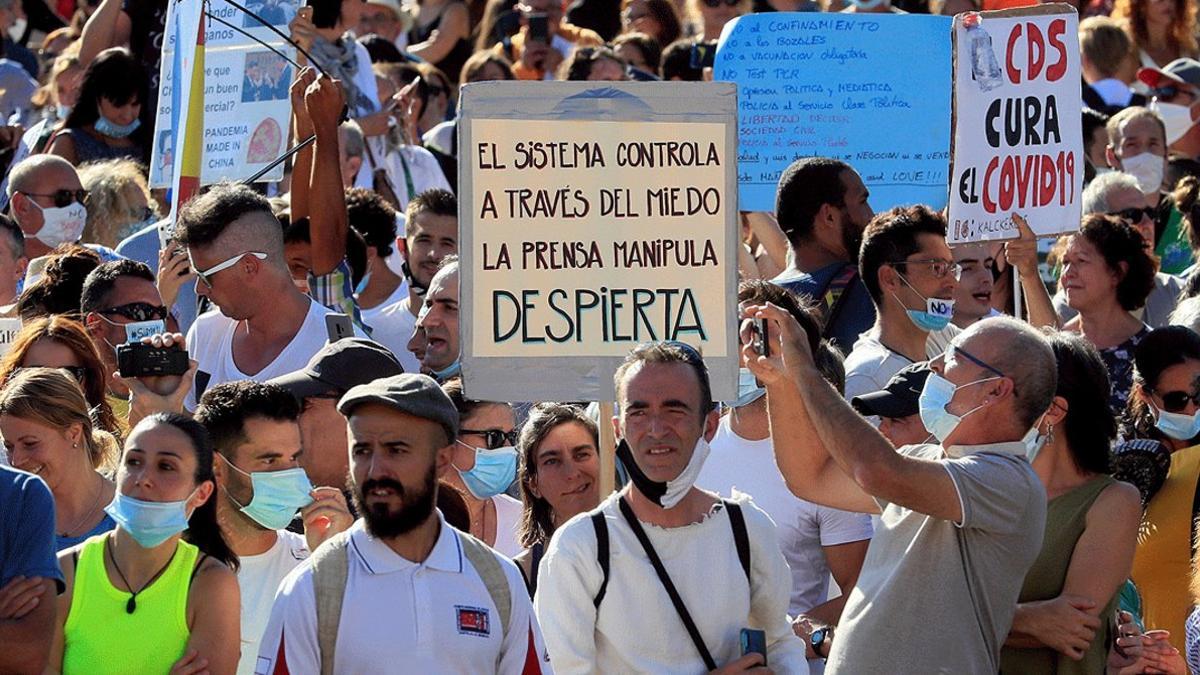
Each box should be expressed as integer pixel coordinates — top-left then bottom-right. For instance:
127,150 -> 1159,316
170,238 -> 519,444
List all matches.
408,2 -> 473,84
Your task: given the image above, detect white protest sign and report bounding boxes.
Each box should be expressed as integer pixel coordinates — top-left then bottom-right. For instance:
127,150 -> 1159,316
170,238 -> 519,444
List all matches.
149,0 -> 300,188
947,5 -> 1083,244
459,82 -> 738,403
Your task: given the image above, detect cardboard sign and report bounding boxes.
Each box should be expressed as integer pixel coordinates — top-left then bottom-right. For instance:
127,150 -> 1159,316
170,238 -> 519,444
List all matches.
714,13 -> 953,213
947,5 -> 1083,243
149,0 -> 299,188
459,82 -> 738,402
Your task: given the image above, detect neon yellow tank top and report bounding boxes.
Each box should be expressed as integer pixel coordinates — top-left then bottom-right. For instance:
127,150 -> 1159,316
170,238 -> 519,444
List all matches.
63,534 -> 199,675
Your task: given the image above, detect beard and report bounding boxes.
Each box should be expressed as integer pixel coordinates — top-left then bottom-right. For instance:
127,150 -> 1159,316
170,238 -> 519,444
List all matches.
841,214 -> 864,262
352,463 -> 438,539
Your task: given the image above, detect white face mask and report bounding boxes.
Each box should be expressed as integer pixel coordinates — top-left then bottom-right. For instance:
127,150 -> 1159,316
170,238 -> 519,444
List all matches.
1120,151 -> 1166,195
7,17 -> 25,42
28,199 -> 86,248
1150,100 -> 1198,146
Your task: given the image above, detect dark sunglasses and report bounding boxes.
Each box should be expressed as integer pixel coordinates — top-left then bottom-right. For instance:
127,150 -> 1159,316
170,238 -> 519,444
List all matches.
99,302 -> 169,322
14,365 -> 88,383
20,189 -> 88,208
460,428 -> 519,449
1109,207 -> 1157,224
1152,84 -> 1196,101
1157,388 -> 1200,413
702,0 -> 741,7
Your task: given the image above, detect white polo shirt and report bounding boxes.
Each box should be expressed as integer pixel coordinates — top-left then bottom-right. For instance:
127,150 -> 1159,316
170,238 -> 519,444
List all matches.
254,515 -> 551,675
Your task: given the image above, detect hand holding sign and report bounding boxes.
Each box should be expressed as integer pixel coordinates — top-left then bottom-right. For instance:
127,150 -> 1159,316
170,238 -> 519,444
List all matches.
290,66 -> 318,139
1003,213 -> 1039,276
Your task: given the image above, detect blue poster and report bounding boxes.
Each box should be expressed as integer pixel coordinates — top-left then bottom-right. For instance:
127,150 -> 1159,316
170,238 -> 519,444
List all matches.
715,13 -> 953,213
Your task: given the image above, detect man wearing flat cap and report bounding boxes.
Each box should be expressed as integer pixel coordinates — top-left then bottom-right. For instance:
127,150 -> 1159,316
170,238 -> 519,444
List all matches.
257,373 -> 551,674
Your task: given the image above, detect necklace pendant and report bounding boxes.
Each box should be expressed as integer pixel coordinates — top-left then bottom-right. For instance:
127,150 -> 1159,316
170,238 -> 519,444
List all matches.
125,596 -> 136,614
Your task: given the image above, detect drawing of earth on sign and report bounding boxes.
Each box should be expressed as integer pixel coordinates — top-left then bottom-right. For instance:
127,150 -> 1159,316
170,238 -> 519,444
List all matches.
246,118 -> 282,164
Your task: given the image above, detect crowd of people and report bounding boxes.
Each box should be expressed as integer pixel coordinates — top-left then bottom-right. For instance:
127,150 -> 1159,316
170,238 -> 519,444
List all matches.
1,0 -> 1200,673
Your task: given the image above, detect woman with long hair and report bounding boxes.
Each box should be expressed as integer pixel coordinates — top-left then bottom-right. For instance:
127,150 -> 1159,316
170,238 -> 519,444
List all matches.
77,158 -> 159,249
621,0 -> 681,48
49,413 -> 240,675
1112,0 -> 1198,69
0,315 -> 123,440
1000,331 -> 1142,673
46,47 -> 147,166
0,368 -> 120,550
514,402 -> 601,595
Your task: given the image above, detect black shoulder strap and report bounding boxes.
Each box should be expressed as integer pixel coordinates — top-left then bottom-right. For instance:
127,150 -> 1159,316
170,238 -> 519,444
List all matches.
618,497 -> 717,672
724,500 -> 751,584
529,541 -> 544,597
591,512 -> 609,608
189,553 -> 210,583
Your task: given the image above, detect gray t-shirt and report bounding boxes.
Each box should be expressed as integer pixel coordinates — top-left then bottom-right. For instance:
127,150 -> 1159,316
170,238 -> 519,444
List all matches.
827,442 -> 1046,675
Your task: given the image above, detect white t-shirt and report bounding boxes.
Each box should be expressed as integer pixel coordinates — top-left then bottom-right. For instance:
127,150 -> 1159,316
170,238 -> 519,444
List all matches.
359,277 -> 409,326
184,299 -> 367,410
843,324 -> 959,402
256,515 -> 549,674
493,493 -> 524,559
379,144 -> 452,210
237,530 -> 309,675
697,415 -> 873,616
367,295 -> 422,374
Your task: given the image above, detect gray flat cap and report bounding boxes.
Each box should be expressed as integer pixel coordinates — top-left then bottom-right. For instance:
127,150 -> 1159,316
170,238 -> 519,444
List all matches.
337,373 -> 459,441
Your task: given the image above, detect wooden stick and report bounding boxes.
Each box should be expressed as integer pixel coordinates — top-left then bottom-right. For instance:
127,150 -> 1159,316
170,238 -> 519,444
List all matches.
598,401 -> 616,497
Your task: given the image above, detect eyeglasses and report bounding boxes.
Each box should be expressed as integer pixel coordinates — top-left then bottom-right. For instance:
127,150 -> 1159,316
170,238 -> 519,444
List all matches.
14,365 -> 88,384
702,0 -> 741,7
460,428 -> 519,449
1155,387 -> 1200,413
99,302 -> 169,322
190,251 -> 268,288
19,189 -> 88,208
950,344 -> 1006,379
889,258 -> 962,281
1153,84 -> 1197,102
1109,207 -> 1157,224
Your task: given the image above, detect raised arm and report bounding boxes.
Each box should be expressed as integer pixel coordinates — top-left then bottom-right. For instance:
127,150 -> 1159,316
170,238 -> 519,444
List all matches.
78,0 -> 131,66
406,3 -> 470,65
1006,214 -> 1059,330
304,75 -> 349,276
747,303 -> 963,522
743,212 -> 790,276
288,67 -> 318,223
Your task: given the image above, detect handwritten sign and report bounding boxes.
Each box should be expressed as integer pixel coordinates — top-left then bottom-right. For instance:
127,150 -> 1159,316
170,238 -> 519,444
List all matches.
947,5 -> 1082,243
714,13 -> 953,213
148,0 -> 300,187
459,82 -> 738,402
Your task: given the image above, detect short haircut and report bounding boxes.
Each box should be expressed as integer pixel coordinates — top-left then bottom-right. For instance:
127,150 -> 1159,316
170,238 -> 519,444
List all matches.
1081,171 -> 1143,215
284,217 -> 369,286
6,154 -> 75,198
614,341 -> 713,418
1044,329 -> 1115,474
339,120 -> 365,160
1079,17 -> 1133,79
79,259 -> 156,314
966,316 -> 1058,430
194,381 -> 301,458
406,189 -> 457,227
1082,107 -> 1110,156
1077,213 -> 1157,311
560,46 -> 625,81
612,32 -> 663,73
661,39 -> 703,81
1107,106 -> 1166,151
0,214 -> 25,260
176,183 -> 284,260
346,187 -> 398,258
859,205 -> 948,305
776,157 -> 852,245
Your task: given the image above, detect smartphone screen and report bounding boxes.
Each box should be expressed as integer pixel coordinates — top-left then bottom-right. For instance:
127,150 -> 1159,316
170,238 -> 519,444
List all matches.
740,628 -> 767,665
528,13 -> 549,43
325,313 -> 353,342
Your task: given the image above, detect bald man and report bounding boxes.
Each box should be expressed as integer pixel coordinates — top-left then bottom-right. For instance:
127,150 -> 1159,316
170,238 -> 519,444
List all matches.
5,155 -> 90,259
175,183 -> 365,411
751,313 -> 1054,673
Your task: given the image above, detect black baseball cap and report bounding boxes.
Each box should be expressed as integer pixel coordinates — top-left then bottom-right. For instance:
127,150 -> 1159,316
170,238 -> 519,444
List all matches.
268,338 -> 404,401
851,362 -> 932,419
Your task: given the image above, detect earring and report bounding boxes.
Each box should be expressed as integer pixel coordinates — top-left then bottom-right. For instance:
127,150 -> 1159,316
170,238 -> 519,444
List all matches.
1045,424 -> 1054,445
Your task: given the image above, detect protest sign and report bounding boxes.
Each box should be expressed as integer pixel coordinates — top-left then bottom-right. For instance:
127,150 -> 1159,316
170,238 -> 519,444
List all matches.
149,0 -> 299,188
714,13 -> 953,213
459,82 -> 738,403
947,5 -> 1082,243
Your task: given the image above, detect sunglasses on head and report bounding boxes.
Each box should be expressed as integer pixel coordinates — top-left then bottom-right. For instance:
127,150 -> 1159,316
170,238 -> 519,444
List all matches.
20,189 -> 88,208
460,428 -> 519,449
100,302 -> 169,322
702,0 -> 741,7
1109,207 -> 1157,224
1156,388 -> 1200,413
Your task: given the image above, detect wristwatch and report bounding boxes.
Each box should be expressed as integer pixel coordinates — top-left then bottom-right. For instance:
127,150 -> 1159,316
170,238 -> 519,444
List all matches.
810,626 -> 833,659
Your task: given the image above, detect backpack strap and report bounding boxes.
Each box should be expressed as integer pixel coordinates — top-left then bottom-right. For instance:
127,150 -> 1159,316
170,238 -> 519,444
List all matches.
458,531 -> 512,643
310,531 -> 352,675
724,500 -> 751,584
591,511 -> 610,608
820,263 -> 859,339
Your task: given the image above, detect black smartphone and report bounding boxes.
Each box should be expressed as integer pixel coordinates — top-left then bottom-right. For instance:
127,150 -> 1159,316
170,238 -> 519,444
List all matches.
325,313 -> 353,342
307,0 -> 338,30
740,628 -> 767,665
528,13 -> 549,44
117,343 -> 190,378
751,318 -> 769,357
690,41 -> 716,70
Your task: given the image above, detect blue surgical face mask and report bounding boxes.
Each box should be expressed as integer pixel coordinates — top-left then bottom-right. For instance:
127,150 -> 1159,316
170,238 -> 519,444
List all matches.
454,441 -> 518,499
103,490 -> 195,549
1022,415 -> 1049,462
918,372 -> 997,443
94,113 -> 141,139
733,367 -> 766,408
1153,405 -> 1200,441
892,274 -> 955,333
354,270 -> 372,296
221,456 -> 314,530
432,360 -> 462,381
55,104 -> 71,120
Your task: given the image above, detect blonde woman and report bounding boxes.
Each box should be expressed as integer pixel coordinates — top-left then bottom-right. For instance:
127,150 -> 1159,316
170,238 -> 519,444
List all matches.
0,368 -> 119,551
77,158 -> 158,249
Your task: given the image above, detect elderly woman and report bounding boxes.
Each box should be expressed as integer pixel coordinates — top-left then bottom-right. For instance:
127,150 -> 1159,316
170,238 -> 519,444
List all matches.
1060,214 -> 1157,415
77,158 -> 158,249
